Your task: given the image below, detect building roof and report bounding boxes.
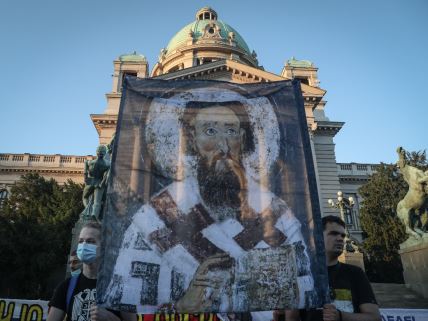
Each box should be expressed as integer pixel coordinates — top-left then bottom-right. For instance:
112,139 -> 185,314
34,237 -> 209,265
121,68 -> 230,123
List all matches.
286,56 -> 314,68
165,8 -> 251,55
118,51 -> 147,62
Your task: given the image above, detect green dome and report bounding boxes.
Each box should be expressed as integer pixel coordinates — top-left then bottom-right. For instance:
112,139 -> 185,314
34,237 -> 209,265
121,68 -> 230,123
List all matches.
119,51 -> 147,62
166,19 -> 251,55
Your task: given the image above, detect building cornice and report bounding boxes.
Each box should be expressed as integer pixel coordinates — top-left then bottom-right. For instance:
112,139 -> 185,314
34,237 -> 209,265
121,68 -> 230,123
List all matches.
0,167 -> 84,175
155,59 -> 325,101
161,42 -> 257,68
338,175 -> 370,183
336,162 -> 379,182
0,153 -> 94,174
90,114 -> 118,135
313,120 -> 344,136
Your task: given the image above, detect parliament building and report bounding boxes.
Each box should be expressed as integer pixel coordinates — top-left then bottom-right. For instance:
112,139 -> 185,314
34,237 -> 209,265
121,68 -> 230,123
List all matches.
0,7 -> 378,242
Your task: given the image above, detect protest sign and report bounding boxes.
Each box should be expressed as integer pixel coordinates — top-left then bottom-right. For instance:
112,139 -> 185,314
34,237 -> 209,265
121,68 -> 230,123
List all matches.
0,299 -> 47,321
97,78 -> 328,313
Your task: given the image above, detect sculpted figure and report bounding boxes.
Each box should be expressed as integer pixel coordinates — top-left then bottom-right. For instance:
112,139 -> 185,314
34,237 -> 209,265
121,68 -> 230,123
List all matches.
158,48 -> 167,61
396,146 -> 428,240
82,145 -> 111,220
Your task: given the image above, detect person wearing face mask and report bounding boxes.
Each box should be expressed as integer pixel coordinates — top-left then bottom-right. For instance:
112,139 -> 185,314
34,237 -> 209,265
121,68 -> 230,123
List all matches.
47,222 -> 136,321
69,250 -> 82,277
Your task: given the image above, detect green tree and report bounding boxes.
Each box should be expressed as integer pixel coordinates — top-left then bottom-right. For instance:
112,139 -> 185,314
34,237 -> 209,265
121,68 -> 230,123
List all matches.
359,150 -> 427,283
0,173 -> 83,299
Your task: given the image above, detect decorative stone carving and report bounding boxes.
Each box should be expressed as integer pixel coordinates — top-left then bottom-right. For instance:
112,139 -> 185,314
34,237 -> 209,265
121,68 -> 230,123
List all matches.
158,48 -> 167,62
202,23 -> 221,39
396,146 -> 428,245
251,50 -> 259,65
228,31 -> 235,45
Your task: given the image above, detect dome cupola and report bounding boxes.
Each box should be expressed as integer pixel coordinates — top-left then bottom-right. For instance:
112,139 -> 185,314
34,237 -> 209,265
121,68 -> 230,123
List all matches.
196,7 -> 218,21
151,7 -> 258,77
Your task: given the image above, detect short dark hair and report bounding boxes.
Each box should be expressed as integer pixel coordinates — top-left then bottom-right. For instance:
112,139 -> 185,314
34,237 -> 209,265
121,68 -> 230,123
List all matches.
181,100 -> 255,155
322,215 -> 346,230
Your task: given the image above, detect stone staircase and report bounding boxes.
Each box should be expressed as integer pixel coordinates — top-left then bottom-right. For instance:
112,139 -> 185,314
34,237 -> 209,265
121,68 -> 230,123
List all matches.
371,283 -> 428,308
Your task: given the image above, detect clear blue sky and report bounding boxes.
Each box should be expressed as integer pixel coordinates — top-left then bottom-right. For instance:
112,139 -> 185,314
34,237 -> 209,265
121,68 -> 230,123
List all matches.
0,0 -> 427,164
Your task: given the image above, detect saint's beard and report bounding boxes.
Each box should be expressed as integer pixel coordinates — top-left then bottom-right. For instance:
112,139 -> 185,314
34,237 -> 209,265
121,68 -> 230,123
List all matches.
197,154 -> 247,221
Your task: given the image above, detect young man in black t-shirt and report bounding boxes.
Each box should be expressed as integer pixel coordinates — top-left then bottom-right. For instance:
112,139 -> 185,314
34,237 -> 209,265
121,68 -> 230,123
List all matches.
48,222 -> 136,321
285,216 -> 381,321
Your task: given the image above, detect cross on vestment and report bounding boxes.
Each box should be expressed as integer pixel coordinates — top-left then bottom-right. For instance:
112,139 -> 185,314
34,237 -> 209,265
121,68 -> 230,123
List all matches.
148,190 -> 287,262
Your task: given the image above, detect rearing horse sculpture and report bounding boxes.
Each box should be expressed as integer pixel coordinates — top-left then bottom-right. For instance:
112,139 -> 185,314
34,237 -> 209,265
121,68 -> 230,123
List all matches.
396,147 -> 428,241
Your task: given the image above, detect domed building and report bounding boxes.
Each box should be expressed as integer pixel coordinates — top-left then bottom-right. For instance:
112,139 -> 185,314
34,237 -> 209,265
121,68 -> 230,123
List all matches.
0,7 -> 373,242
151,7 -> 258,76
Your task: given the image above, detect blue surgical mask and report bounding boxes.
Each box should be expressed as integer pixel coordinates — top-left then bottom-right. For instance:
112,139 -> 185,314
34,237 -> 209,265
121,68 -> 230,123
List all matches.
77,243 -> 98,264
71,269 -> 81,276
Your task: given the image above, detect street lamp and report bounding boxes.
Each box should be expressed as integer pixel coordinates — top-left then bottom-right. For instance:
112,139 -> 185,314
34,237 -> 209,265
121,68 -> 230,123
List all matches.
328,191 -> 355,227
328,191 -> 359,253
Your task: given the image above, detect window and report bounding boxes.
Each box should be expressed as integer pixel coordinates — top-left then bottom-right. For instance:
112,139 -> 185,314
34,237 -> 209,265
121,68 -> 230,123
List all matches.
0,189 -> 8,207
344,193 -> 361,230
344,208 -> 353,226
120,71 -> 138,91
295,77 -> 309,85
168,66 -> 180,73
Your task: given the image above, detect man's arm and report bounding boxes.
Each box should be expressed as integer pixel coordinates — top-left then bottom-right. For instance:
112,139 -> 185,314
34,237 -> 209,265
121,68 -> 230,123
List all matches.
89,305 -> 137,321
323,303 -> 381,321
120,311 -> 138,321
46,307 -> 66,321
283,309 -> 300,321
90,305 -> 123,321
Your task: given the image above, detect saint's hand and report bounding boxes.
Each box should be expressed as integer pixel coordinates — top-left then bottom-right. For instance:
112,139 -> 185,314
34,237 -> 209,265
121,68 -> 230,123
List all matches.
175,253 -> 234,312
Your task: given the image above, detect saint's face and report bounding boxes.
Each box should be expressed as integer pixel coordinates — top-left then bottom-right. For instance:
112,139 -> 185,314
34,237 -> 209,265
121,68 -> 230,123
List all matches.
193,106 -> 244,167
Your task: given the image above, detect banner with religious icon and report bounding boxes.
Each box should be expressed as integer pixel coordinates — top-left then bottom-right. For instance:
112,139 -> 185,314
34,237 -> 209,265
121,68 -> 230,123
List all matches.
97,77 -> 328,313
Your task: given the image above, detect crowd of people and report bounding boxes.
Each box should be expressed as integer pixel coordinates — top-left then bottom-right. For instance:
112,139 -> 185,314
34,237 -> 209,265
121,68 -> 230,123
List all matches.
46,216 -> 380,321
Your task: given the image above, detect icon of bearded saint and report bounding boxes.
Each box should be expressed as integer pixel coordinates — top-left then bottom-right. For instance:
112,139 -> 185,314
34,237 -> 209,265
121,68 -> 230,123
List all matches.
102,99 -> 315,314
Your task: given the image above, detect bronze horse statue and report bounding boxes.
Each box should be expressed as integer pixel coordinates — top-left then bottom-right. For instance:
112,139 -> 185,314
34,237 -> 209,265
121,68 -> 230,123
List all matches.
396,147 -> 428,241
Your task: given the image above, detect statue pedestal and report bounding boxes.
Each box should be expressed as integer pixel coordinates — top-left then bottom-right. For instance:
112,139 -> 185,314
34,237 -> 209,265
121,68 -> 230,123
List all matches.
338,251 -> 365,271
399,238 -> 428,299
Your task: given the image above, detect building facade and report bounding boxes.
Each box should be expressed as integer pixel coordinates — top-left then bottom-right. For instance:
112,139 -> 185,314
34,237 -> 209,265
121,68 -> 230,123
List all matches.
0,7 -> 374,242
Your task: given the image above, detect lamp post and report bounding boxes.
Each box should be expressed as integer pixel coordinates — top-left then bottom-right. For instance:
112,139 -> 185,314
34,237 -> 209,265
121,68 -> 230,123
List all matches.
328,191 -> 359,253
